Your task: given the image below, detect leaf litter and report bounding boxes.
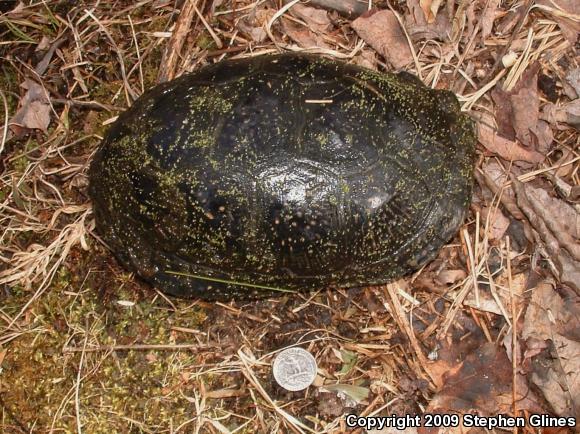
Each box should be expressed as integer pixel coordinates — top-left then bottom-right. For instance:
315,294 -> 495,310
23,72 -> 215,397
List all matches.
0,0 -> 579,432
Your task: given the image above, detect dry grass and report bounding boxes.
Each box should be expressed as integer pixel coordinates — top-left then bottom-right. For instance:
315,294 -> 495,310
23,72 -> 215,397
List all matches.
0,0 -> 578,433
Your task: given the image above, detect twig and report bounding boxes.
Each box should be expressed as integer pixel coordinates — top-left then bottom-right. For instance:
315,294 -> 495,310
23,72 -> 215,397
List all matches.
507,236 -> 518,429
193,4 -> 222,49
75,331 -> 89,434
474,169 -> 524,220
238,348 -> 314,434
385,283 -> 434,385
0,89 -> 8,156
51,98 -> 118,111
84,9 -> 138,103
63,343 -> 218,353
158,0 -> 200,82
485,0 -> 536,85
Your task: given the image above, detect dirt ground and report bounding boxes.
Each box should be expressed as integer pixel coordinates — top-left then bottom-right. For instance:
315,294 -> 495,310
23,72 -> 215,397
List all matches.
0,0 -> 579,433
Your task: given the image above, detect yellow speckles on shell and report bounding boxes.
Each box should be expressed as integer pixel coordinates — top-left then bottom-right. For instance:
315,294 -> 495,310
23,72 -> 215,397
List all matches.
88,53 -> 476,301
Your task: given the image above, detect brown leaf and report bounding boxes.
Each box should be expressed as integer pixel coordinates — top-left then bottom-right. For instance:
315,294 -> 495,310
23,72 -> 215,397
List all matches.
10,79 -> 51,134
511,178 -> 580,292
352,10 -> 414,70
522,281 -> 580,418
426,328 -> 488,389
419,0 -> 443,24
491,84 -> 516,140
288,3 -> 332,33
465,272 -> 525,317
536,0 -> 580,44
434,269 -> 466,286
237,8 -> 273,43
281,18 -> 331,49
421,343 -> 543,434
481,159 -> 510,193
405,0 -> 451,41
563,99 -> 580,128
477,123 -> 544,163
352,50 -> 377,70
509,64 -> 554,152
565,67 -> 580,98
301,0 -> 367,18
541,100 -> 580,128
481,205 -> 510,240
525,185 -> 580,239
481,0 -> 501,39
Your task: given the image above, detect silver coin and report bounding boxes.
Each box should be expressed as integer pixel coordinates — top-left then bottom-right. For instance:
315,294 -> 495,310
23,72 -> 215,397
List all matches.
272,347 -> 318,391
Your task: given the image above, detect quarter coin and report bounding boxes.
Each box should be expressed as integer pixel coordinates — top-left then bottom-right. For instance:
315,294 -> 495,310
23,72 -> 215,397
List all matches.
272,347 -> 318,392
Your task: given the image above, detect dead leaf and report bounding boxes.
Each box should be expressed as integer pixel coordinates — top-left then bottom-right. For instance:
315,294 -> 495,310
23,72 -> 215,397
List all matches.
426,319 -> 488,389
236,7 -> 273,43
477,123 -> 544,163
405,0 -> 451,41
4,1 -> 32,18
300,0 -> 367,18
522,281 -> 580,418
509,64 -> 554,152
481,159 -> 511,194
496,6 -> 520,35
281,18 -> 331,49
419,0 -> 443,24
525,185 -> 580,239
322,384 -> 370,405
434,269 -> 466,286
565,67 -> 580,98
491,84 -> 516,140
353,50 -> 377,70
352,10 -> 414,70
551,148 -> 577,178
481,205 -> 510,240
543,99 -> 580,129
536,0 -> 580,44
205,388 -> 245,399
562,100 -> 580,128
511,178 -> 580,292
465,272 -> 525,317
420,343 -> 543,434
481,0 -> 501,39
288,3 -> 332,33
10,79 -> 51,135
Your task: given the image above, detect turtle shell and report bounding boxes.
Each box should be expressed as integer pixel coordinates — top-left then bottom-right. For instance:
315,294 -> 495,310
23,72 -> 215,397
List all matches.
89,54 -> 476,300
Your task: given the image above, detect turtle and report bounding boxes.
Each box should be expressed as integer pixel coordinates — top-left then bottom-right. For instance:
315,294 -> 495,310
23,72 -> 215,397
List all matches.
89,53 -> 476,300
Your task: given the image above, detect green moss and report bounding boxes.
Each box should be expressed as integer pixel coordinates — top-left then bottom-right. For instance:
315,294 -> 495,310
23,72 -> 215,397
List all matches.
0,253 -> 210,431
196,33 -> 216,50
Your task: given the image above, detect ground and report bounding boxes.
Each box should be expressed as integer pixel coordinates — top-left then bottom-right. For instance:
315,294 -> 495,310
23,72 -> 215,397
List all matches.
0,0 -> 579,433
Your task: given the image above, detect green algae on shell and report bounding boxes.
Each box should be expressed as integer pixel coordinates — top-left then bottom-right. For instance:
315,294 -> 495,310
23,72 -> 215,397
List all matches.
88,53 -> 476,301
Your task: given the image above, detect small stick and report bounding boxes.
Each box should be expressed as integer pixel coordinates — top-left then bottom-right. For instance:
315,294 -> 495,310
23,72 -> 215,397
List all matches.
158,0 -> 200,83
193,4 -> 222,49
63,343 -> 217,353
75,332 -> 88,434
507,236 -> 518,430
51,98 -> 118,112
485,0 -> 536,85
474,169 -> 524,220
385,283 -> 434,385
